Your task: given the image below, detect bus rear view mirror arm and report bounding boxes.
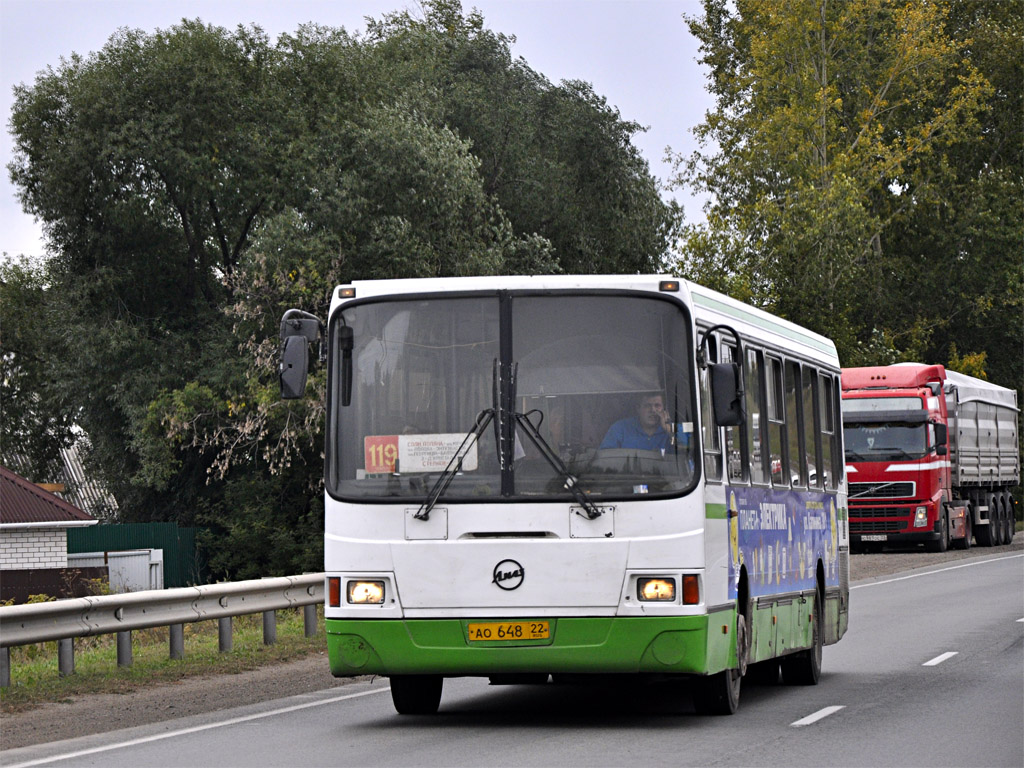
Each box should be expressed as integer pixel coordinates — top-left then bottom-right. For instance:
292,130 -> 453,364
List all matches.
279,309 -> 325,400
697,323 -> 747,428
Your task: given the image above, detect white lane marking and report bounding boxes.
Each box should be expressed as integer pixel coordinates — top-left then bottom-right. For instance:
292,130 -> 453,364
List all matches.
791,705 -> 845,727
4,686 -> 390,768
923,651 -> 959,666
1017,618 -> 1024,623
852,553 -> 1024,590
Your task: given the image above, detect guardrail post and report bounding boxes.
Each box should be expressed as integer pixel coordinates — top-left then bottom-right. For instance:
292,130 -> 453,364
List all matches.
263,610 -> 277,645
58,638 -> 74,677
116,630 -> 133,668
169,624 -> 184,660
304,604 -> 317,637
219,617 -> 232,652
1,647 -> 10,688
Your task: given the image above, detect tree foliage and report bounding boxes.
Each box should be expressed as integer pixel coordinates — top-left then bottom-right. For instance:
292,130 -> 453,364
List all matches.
673,0 -> 1020,382
6,1 -> 675,578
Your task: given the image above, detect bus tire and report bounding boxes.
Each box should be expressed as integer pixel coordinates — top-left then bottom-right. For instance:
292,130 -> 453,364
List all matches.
692,611 -> 746,715
390,675 -> 443,715
782,589 -> 822,686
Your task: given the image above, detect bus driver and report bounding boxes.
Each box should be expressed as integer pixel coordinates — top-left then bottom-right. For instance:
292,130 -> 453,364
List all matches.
600,393 -> 689,452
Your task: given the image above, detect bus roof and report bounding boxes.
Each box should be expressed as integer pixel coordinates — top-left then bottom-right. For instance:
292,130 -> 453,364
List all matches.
330,274 -> 839,367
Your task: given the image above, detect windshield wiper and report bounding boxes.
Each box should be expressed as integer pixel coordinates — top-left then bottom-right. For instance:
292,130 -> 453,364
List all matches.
414,409 -> 495,522
844,450 -> 868,461
514,409 -> 603,520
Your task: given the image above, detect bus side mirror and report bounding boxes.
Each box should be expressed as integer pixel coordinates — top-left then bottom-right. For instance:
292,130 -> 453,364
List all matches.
710,362 -> 746,427
280,335 -> 310,399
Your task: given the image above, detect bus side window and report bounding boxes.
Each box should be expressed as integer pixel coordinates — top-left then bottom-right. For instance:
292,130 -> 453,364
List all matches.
767,356 -> 788,487
832,374 -> 845,486
747,348 -> 769,485
785,359 -> 805,487
820,373 -> 842,490
722,343 -> 748,483
803,365 -> 823,489
700,333 -> 723,482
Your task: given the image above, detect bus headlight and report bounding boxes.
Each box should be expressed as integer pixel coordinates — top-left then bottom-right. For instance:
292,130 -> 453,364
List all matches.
348,580 -> 385,604
638,578 -> 675,601
913,507 -> 928,527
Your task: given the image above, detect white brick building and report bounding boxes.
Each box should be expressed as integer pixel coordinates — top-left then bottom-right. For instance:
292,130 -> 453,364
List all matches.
1,466 -> 97,600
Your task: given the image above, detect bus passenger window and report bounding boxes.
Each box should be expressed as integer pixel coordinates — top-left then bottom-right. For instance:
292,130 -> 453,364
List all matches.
785,360 -> 804,487
819,374 -> 839,490
767,356 -> 788,486
700,334 -> 722,482
723,344 -> 747,483
802,366 -> 822,488
746,349 -> 768,485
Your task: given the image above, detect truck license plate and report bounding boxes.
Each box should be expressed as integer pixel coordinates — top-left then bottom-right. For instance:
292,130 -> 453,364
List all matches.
861,534 -> 887,542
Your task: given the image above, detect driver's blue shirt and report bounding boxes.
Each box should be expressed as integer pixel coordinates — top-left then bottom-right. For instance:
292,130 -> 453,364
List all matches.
599,418 -> 689,451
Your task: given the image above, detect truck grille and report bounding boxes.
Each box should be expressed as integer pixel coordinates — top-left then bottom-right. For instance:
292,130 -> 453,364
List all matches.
848,482 -> 915,499
850,506 -> 910,519
851,520 -> 904,532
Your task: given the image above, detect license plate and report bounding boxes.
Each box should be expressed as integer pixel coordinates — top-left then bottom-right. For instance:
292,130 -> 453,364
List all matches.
861,534 -> 887,541
467,620 -> 550,642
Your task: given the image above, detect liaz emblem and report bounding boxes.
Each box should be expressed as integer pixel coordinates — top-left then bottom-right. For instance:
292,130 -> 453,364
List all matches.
492,559 -> 524,590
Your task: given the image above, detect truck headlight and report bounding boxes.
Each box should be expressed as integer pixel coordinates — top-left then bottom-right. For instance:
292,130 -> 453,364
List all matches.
348,580 -> 385,604
913,506 -> 928,527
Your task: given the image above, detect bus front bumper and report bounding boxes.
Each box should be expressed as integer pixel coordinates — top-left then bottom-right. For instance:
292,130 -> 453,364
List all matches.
326,615 -> 736,678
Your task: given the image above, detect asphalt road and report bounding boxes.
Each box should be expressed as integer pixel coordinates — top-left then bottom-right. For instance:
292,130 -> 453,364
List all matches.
4,552 -> 1022,768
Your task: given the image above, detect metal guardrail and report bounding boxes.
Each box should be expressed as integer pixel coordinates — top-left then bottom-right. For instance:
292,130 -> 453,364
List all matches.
0,574 -> 325,687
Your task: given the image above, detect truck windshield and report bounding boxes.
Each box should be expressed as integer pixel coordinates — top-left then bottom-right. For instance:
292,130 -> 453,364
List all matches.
326,293 -> 698,502
843,422 -> 928,461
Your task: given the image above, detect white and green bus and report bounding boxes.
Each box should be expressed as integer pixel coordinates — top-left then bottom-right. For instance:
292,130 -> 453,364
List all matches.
280,275 -> 849,715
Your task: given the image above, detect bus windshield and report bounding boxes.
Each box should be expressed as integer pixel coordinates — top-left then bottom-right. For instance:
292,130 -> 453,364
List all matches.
327,293 -> 698,501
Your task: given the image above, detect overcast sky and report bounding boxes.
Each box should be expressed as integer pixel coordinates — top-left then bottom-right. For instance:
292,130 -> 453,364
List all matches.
1,0 -> 713,261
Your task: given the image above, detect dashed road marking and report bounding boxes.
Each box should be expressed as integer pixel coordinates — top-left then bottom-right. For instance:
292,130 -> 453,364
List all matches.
791,705 -> 845,727
923,651 -> 959,666
4,686 -> 391,768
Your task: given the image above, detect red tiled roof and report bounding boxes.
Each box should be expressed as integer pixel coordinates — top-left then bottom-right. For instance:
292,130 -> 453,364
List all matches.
0,466 -> 96,525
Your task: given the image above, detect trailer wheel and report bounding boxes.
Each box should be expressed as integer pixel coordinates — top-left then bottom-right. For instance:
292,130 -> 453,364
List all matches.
1000,493 -> 1013,545
993,493 -> 1007,546
974,492 -> 995,547
1007,493 -> 1017,543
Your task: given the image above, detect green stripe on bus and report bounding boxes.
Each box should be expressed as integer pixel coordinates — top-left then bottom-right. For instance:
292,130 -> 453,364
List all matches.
706,502 -> 727,519
326,615 -> 738,677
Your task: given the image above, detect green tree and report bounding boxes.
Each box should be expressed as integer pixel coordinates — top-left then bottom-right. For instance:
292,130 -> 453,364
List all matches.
9,2 -> 677,578
672,0 -> 995,358
0,257 -> 75,479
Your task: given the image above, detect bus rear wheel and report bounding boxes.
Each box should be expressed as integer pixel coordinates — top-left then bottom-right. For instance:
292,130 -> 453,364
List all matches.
782,589 -> 822,686
390,675 -> 443,715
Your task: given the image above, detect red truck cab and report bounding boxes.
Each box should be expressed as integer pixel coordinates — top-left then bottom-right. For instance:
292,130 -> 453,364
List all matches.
841,365 -> 963,551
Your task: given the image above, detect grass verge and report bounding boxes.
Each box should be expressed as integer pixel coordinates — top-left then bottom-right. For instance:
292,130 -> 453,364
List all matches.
1,607 -> 326,714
